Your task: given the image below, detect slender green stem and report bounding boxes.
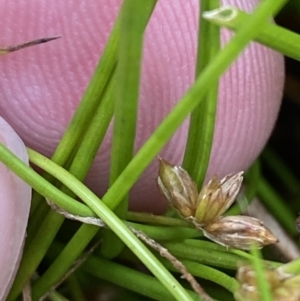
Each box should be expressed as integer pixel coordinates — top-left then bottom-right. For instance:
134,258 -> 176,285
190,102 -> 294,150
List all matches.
83,256 -> 204,301
250,246 -> 273,301
32,224 -> 99,300
31,217 -> 199,298
30,9 -> 119,215
183,0 -> 220,189
0,144 -> 190,301
100,0 -> 288,211
26,76 -> 115,251
26,24 -> 118,298
51,14 -> 119,166
26,9 -> 120,273
67,275 -> 87,301
25,15 -> 119,291
161,258 -> 239,293
26,202 -> 51,246
183,239 -> 281,269
126,212 -> 192,227
24,59 -> 116,301
161,242 -> 243,270
204,6 -> 300,61
26,149 -> 195,301
7,211 -> 65,301
183,238 -> 237,254
126,222 -> 202,241
183,0 -> 210,173
102,0 -> 157,259
0,145 -> 93,217
65,72 -> 115,188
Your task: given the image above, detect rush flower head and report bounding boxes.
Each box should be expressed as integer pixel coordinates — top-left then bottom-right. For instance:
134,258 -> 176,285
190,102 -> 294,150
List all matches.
157,158 -> 278,251
201,215 -> 278,250
157,158 -> 243,223
235,264 -> 300,301
157,157 -> 198,218
195,172 -> 243,225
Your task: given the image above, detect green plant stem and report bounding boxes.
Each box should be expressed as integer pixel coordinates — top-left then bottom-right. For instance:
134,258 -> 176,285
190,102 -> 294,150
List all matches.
161,258 -> 239,293
7,210 -> 65,301
32,223 -> 99,300
100,0 -> 288,212
26,31 -> 117,300
182,239 -> 281,269
126,222 -> 202,241
32,222 -> 199,298
67,275 -> 87,301
0,145 -> 94,217
65,71 -> 115,188
126,212 -> 192,227
183,238 -> 237,254
0,145 -> 190,301
27,72 -> 115,246
204,6 -> 300,61
31,217 -> 199,298
10,70 -> 116,300
257,177 -> 297,235
161,242 -> 242,270
23,13 -> 120,295
0,144 -> 200,299
83,256 -> 204,301
49,13 -> 119,167
24,62 -> 116,300
25,149 -> 195,301
26,202 -> 51,246
183,0 -> 220,188
250,246 -> 273,301
30,12 -> 119,215
25,13 -> 119,294
102,0 -> 157,259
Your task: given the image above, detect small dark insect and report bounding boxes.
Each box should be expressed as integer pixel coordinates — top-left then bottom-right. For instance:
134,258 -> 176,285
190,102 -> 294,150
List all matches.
0,36 -> 61,56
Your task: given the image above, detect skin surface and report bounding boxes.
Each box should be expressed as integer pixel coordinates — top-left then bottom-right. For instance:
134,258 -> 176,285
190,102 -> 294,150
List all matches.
0,118 -> 31,300
0,0 -> 284,214
0,0 -> 284,297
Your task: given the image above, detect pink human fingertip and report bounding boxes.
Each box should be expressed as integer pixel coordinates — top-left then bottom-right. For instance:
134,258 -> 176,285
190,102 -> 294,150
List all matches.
0,117 -> 31,300
0,0 -> 284,213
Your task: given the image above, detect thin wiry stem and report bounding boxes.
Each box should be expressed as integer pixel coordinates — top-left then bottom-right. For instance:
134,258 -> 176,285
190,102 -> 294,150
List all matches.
0,36 -> 61,55
128,226 -> 213,301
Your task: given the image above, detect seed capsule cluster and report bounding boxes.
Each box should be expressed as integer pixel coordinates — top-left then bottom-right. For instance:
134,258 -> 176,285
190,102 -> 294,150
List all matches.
157,158 -> 278,250
235,264 -> 300,301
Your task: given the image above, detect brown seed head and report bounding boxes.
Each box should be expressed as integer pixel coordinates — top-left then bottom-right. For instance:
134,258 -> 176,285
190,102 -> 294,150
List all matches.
201,215 -> 278,250
235,264 -> 281,301
157,158 -> 198,218
235,265 -> 300,301
274,275 -> 300,301
195,172 -> 243,225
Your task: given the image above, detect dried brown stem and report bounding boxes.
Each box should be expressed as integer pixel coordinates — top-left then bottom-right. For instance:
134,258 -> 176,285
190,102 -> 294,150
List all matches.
40,241 -> 101,301
0,36 -> 61,55
22,282 -> 31,301
128,226 -> 213,301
